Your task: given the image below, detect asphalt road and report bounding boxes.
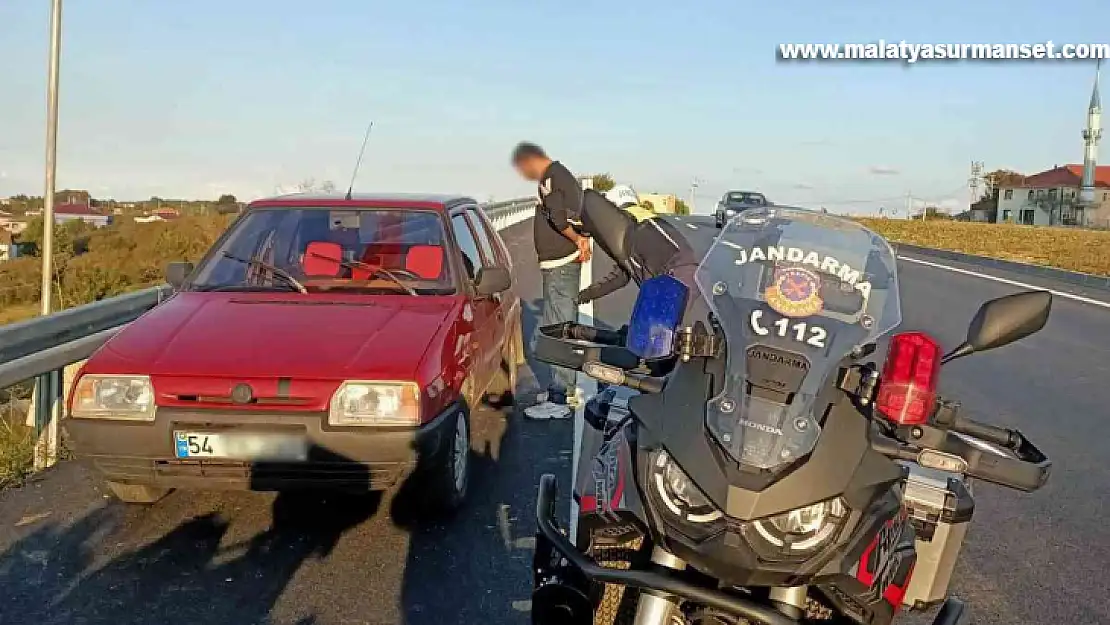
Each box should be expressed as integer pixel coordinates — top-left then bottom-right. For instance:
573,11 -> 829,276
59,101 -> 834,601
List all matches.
1,215 -> 1108,625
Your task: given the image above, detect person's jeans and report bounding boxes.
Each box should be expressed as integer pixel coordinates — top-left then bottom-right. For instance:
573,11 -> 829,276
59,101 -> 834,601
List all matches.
538,261 -> 582,402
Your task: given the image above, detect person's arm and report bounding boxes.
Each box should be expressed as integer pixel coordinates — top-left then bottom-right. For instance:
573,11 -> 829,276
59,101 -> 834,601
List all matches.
546,168 -> 591,260
576,265 -> 631,304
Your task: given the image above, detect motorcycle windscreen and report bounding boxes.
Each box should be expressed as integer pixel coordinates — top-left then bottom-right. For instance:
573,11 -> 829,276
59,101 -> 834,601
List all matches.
627,275 -> 688,359
693,206 -> 902,471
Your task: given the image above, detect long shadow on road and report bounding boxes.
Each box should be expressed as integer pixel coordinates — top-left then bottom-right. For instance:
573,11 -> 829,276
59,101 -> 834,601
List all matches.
0,486 -> 381,625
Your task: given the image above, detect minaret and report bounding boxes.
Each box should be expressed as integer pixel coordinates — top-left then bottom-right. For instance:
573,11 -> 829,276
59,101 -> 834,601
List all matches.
1080,60 -> 1102,206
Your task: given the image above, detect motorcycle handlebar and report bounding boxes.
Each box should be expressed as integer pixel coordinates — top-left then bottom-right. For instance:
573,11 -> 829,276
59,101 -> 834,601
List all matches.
566,324 -> 625,346
949,414 -> 1021,449
871,426 -> 1051,493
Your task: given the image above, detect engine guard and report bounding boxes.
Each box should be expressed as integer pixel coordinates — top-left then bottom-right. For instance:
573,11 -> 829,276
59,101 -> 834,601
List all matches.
533,474 -> 797,625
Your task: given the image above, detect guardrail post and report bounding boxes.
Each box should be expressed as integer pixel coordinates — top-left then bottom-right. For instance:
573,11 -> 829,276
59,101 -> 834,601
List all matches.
32,368 -> 62,469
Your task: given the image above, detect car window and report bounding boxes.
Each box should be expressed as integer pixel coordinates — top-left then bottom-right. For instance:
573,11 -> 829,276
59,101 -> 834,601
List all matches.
465,208 -> 500,267
188,208 -> 455,294
451,213 -> 482,281
726,192 -> 766,205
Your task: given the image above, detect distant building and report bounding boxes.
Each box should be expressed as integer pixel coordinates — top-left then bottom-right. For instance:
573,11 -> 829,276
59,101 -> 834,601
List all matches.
55,203 -> 112,227
0,231 -> 17,262
640,192 -> 678,214
994,165 -> 1110,226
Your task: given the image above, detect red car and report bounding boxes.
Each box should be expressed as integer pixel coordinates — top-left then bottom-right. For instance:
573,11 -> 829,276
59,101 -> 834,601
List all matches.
66,193 -> 524,513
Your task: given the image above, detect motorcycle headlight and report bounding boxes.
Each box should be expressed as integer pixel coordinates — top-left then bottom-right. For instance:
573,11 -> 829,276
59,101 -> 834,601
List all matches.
71,375 -> 157,421
651,450 -> 723,524
750,497 -> 849,555
328,381 -> 421,426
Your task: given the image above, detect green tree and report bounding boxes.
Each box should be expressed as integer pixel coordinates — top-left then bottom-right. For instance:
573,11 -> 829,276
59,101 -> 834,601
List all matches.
586,173 -> 615,192
641,200 -> 655,212
217,194 -> 238,205
674,198 -> 691,215
15,217 -> 93,257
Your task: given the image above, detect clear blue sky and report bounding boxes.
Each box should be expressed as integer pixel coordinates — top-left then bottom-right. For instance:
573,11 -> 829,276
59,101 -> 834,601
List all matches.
1,0 -> 1108,215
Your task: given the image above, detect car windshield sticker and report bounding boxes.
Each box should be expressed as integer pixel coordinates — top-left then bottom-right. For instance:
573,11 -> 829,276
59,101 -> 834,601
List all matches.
749,310 -> 828,348
734,246 -> 873,298
765,267 -> 824,318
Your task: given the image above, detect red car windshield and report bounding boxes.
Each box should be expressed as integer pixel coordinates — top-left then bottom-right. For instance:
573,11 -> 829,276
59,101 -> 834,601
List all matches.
189,208 -> 456,294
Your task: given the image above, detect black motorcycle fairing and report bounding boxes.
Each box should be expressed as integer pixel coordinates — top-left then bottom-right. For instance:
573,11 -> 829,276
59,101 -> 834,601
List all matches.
629,356 -> 904,521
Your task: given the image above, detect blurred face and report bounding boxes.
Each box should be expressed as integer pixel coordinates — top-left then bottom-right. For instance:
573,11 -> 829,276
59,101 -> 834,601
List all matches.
513,156 -> 545,182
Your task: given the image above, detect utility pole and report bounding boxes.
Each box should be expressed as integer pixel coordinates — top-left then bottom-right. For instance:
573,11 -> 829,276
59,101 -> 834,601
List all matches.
34,0 -> 64,471
969,161 -> 984,215
689,177 -> 701,214
40,0 -> 63,318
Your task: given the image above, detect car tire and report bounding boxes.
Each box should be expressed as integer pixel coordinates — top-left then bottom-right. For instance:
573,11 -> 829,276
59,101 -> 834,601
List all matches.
487,322 -> 522,408
423,410 -> 470,515
106,481 -> 171,504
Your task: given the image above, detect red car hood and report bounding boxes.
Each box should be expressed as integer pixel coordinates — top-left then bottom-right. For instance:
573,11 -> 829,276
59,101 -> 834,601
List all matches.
92,292 -> 459,380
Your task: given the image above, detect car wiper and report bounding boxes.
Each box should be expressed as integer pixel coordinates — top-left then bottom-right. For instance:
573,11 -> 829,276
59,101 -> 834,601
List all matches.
306,252 -> 418,297
221,252 -> 308,294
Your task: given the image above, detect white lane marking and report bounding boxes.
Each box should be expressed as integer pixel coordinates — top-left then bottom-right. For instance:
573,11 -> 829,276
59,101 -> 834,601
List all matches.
897,255 -> 1110,310
685,223 -> 698,230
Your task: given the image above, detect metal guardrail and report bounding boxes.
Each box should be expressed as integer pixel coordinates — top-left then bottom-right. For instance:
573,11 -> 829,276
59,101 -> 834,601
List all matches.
0,196 -> 538,469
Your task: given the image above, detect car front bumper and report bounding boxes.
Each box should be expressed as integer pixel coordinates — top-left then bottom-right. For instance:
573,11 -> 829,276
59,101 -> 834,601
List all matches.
66,403 -> 462,492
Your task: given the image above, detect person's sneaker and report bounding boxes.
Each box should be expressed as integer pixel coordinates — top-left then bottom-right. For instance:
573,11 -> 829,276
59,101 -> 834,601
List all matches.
524,401 -> 572,420
549,402 -> 573,419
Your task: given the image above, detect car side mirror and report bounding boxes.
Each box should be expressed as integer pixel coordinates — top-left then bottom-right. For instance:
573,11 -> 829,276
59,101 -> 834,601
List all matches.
475,266 -> 511,296
941,290 -> 1052,364
166,261 -> 194,289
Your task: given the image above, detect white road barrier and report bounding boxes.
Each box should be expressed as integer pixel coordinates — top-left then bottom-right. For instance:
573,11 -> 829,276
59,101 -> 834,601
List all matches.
570,240 -> 595,540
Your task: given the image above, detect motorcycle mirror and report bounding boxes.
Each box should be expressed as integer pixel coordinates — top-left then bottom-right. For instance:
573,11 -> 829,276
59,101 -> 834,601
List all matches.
941,290 -> 1052,364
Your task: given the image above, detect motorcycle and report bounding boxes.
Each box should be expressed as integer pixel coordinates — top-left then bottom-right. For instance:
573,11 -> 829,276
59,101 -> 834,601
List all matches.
529,206 -> 1052,625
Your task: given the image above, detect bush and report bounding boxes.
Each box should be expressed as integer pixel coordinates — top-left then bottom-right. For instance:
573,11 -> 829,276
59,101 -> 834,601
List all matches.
1,214 -> 235,321
859,218 -> 1110,276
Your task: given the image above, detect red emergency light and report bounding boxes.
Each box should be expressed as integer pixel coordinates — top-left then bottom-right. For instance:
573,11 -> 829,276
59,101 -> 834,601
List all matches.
875,331 -> 942,426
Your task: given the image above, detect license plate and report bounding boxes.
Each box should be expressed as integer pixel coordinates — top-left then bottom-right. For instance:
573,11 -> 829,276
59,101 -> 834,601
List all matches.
173,431 -> 307,461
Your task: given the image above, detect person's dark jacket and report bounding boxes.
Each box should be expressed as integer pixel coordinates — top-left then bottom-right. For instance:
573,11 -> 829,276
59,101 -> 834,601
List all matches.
574,190 -> 697,304
533,161 -> 583,264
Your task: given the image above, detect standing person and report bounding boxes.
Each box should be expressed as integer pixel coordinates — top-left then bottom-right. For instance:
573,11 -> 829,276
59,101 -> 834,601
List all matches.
511,141 -> 591,419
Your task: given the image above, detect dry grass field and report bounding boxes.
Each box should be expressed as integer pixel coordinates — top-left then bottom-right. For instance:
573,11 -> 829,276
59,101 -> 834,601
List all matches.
857,219 -> 1110,277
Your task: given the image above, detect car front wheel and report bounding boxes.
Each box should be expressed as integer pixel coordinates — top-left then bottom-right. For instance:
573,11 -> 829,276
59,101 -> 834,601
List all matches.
424,410 -> 470,514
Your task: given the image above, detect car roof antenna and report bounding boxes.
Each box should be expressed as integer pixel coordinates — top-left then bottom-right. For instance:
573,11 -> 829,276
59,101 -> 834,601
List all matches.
344,120 -> 374,201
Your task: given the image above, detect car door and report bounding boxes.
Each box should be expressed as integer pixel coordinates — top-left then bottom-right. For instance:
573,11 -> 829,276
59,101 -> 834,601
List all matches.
465,206 -> 515,357
450,211 -> 499,396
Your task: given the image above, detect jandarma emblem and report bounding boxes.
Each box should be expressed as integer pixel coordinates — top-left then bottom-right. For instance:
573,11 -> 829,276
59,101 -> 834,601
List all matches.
765,267 -> 824,318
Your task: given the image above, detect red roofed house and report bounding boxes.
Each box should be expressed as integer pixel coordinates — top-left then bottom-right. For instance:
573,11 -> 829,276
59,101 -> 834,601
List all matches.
54,203 -> 113,228
994,164 -> 1110,226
